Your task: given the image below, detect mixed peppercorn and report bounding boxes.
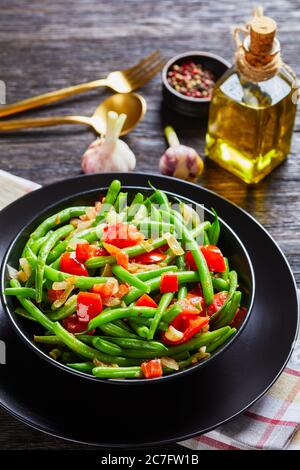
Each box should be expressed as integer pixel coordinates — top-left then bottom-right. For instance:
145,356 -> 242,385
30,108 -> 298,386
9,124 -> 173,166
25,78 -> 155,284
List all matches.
167,61 -> 216,99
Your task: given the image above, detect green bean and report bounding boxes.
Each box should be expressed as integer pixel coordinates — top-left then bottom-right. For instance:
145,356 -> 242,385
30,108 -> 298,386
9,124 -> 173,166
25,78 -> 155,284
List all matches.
36,224 -> 74,302
47,227 -> 100,263
112,265 -> 150,293
176,255 -> 186,271
95,179 -> 121,223
49,348 -> 62,360
30,207 -> 87,240
172,351 -> 190,361
210,271 -> 238,322
51,321 -> 140,366
138,221 -> 174,237
92,366 -> 142,379
67,362 -> 94,373
178,352 -> 208,370
88,306 -> 157,330
208,208 -> 220,245
166,327 -> 231,356
214,291 -> 242,328
114,191 -> 128,213
135,266 -> 177,281
85,237 -> 168,269
220,257 -> 229,281
163,253 -> 175,265
212,277 -> 229,291
149,203 -> 161,223
177,285 -> 187,300
61,352 -> 79,363
148,292 -> 174,340
47,295 -> 77,321
169,210 -> 214,306
106,337 -> 168,353
97,322 -> 138,338
129,317 -> 168,332
112,319 -> 132,333
92,337 -> 123,356
15,307 -> 37,322
44,266 -> 112,289
151,188 -> 170,212
125,193 -> 144,221
4,287 -> 36,298
31,236 -> 49,254
206,328 -> 237,353
191,221 -> 211,241
10,279 -> 53,331
123,271 -> 199,304
162,303 -> 182,324
128,319 -> 149,338
34,335 -> 62,345
203,231 -> 210,245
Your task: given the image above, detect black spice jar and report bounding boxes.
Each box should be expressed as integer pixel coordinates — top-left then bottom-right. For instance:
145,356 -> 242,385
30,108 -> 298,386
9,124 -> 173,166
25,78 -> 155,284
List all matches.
162,51 -> 231,117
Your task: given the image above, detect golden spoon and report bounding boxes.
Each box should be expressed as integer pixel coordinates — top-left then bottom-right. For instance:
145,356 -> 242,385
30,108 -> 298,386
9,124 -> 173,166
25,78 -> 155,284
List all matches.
0,93 -> 146,135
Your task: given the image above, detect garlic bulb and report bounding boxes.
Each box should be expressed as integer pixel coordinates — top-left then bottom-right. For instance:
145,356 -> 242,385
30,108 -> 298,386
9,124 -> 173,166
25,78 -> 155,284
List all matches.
81,111 -> 136,174
159,126 -> 204,182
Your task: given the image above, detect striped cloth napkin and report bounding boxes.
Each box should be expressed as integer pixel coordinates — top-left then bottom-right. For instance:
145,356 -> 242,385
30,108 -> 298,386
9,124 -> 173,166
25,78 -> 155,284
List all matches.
0,169 -> 299,450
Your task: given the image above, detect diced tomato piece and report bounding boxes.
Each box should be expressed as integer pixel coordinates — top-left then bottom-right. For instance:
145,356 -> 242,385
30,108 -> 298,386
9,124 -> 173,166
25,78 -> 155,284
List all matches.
177,298 -> 202,315
200,245 -> 226,272
160,272 -> 179,293
48,289 -> 65,303
60,252 -> 88,276
135,294 -> 158,308
207,291 -> 228,317
62,314 -> 95,334
162,314 -> 209,345
186,245 -> 226,273
231,306 -> 247,328
133,251 -> 167,264
76,292 -> 102,323
185,250 -> 197,271
103,242 -> 129,269
102,223 -> 145,249
141,359 -> 163,379
76,243 -> 108,262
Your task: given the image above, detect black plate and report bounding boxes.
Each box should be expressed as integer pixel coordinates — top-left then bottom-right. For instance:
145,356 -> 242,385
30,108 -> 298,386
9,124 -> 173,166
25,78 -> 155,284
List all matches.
0,173 -> 298,447
1,182 -> 254,384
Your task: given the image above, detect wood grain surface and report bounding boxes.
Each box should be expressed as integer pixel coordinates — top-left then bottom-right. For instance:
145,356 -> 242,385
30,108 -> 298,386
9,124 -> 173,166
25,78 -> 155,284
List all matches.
0,0 -> 299,449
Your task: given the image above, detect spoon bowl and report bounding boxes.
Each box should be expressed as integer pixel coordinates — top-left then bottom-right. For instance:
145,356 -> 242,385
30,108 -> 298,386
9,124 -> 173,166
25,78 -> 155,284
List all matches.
0,93 -> 147,136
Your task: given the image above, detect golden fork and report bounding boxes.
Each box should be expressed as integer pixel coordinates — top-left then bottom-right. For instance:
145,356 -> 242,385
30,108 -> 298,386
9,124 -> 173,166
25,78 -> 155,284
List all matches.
0,50 -> 164,118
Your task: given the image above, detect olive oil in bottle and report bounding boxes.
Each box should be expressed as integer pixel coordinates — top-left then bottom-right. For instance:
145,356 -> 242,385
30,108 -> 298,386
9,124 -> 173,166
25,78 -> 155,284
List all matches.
205,12 -> 297,184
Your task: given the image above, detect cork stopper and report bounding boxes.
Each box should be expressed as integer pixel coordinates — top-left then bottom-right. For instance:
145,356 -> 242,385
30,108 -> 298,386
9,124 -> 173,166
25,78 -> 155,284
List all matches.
249,16 -> 277,55
244,16 -> 277,67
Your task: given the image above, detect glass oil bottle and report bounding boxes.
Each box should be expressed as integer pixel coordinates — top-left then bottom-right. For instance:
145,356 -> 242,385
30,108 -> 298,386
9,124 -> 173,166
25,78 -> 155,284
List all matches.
205,12 -> 297,184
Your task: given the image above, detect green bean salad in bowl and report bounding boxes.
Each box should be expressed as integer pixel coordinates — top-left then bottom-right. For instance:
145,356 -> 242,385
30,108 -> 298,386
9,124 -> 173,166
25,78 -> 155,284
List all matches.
2,179 -> 254,382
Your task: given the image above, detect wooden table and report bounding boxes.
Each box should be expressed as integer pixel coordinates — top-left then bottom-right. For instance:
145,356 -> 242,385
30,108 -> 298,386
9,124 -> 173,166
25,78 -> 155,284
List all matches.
0,0 -> 299,449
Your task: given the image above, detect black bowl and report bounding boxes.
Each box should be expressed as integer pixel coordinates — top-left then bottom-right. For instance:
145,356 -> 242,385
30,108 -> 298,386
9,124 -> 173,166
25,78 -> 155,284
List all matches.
162,51 -> 230,117
1,178 -> 255,384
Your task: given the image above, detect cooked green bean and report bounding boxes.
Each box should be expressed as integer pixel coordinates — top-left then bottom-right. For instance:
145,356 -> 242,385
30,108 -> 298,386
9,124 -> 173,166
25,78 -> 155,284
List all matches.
212,277 -> 229,291
208,208 -> 220,245
36,224 -> 74,302
206,327 -> 237,353
170,210 -> 214,305
128,319 -> 149,338
4,287 -> 36,298
166,327 -> 231,356
106,337 -> 168,353
10,279 -> 53,331
30,206 -> 87,240
92,366 -> 142,379
49,348 -> 62,360
44,266 -> 112,288
177,285 -> 187,300
88,306 -> 157,330
135,266 -> 177,281
52,321 -> 140,366
162,303 -> 182,324
112,265 -> 150,293
95,179 -> 121,223
67,362 -> 94,373
47,295 -> 77,321
148,293 -> 174,340
210,270 -> 238,322
214,291 -> 242,328
92,337 -> 123,356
